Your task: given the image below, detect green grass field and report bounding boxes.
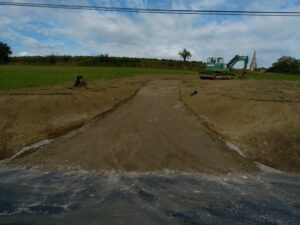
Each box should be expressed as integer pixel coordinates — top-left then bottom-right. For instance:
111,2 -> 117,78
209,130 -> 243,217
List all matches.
0,65 -> 196,90
0,65 -> 299,90
247,71 -> 300,81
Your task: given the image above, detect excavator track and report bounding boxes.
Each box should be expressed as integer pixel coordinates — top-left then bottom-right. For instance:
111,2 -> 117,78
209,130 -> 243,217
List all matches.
199,72 -> 235,80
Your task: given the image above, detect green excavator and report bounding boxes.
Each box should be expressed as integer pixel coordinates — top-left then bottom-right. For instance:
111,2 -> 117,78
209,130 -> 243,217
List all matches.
199,55 -> 249,80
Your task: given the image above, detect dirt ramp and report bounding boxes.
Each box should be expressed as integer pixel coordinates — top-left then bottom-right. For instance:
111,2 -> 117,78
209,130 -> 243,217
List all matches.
11,80 -> 256,173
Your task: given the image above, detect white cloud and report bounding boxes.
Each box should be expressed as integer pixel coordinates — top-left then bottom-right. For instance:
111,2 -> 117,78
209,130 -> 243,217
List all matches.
171,0 -> 225,10
0,0 -> 300,66
18,51 -> 32,56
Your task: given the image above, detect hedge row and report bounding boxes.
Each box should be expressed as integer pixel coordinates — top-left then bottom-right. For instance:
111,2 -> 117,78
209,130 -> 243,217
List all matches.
10,55 -> 205,70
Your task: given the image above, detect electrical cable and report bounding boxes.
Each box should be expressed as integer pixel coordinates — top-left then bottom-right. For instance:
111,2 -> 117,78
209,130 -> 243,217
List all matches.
0,2 -> 300,17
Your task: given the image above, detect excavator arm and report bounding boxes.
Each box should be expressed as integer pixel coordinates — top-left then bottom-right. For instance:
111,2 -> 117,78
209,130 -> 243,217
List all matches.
227,55 -> 249,78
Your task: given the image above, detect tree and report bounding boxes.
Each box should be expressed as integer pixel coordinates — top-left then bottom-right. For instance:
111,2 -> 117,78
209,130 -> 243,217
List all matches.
267,56 -> 300,74
179,48 -> 192,62
0,42 -> 12,64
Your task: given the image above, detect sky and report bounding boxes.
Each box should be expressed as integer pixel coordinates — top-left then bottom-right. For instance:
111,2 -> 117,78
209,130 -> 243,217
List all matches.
1,0 -> 300,67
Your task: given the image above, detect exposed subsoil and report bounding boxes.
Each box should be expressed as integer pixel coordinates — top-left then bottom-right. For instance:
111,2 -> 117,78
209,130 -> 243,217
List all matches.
0,77 -> 147,159
1,75 -> 299,173
181,79 -> 300,172
10,80 -> 256,173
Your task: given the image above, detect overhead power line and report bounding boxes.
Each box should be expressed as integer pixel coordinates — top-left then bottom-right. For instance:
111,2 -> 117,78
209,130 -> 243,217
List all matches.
0,2 -> 300,17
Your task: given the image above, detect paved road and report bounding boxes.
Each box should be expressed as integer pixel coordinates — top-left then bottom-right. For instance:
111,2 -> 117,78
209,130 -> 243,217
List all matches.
12,80 -> 256,173
0,166 -> 299,225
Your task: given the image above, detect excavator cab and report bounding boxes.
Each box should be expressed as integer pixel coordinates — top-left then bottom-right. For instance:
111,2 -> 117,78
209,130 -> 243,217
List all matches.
206,57 -> 226,73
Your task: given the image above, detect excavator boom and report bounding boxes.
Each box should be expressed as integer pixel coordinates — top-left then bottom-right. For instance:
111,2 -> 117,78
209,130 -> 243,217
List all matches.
226,55 -> 249,78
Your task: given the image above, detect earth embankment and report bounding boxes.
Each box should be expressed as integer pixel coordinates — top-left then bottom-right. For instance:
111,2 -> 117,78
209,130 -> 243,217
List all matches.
181,79 -> 300,172
0,77 -> 145,159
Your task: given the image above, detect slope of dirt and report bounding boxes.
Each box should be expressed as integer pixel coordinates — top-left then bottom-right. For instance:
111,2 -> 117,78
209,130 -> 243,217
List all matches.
181,79 -> 300,172
0,77 -> 146,159
10,80 -> 256,174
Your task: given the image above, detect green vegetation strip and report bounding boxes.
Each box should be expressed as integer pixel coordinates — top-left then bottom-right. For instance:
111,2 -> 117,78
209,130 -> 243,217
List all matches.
0,65 -> 196,90
247,71 -> 300,81
1,66 -> 299,90
230,71 -> 300,81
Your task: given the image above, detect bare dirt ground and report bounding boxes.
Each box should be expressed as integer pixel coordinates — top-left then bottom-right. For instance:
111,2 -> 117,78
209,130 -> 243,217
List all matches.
0,77 -> 147,159
181,79 -> 300,172
1,75 -> 299,173
10,80 -> 256,173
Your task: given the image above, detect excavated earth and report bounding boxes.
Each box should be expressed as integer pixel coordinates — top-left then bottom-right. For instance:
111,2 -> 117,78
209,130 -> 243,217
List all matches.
1,75 -> 299,173
0,77 -> 146,160
9,80 -> 256,173
181,78 -> 300,172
